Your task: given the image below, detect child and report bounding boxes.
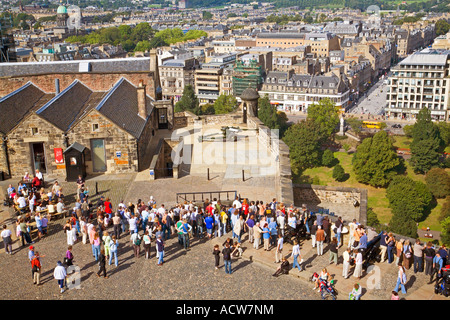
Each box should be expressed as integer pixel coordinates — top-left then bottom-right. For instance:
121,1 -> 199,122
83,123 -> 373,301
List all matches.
65,246 -> 74,266
213,244 -> 220,270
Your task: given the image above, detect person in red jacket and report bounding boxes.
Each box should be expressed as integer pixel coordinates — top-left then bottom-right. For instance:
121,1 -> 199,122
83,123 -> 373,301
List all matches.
31,175 -> 41,190
31,251 -> 42,285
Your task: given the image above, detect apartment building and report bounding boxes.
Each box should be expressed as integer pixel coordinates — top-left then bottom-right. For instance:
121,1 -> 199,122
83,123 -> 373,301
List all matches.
159,57 -> 197,102
259,70 -> 350,112
386,50 -> 450,121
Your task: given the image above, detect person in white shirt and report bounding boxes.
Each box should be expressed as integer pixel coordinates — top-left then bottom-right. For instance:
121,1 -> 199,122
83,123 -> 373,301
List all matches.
342,248 -> 351,279
348,219 -> 358,248
17,195 -> 27,209
35,169 -> 43,181
288,214 -> 297,229
157,204 -> 166,216
292,240 -> 302,271
53,261 -> 67,293
128,214 -> 138,234
275,234 -> 284,263
233,197 -> 242,212
1,225 -> 12,254
277,214 -> 286,237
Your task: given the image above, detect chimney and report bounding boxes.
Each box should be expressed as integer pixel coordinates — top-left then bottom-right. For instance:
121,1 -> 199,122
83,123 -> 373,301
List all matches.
137,80 -> 147,119
55,78 -> 60,95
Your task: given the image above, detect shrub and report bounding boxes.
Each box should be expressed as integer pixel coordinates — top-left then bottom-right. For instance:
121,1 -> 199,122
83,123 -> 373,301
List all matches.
322,149 -> 336,167
332,164 -> 345,182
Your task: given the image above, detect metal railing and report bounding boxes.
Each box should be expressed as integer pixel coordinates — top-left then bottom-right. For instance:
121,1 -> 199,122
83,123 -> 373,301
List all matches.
176,190 -> 237,204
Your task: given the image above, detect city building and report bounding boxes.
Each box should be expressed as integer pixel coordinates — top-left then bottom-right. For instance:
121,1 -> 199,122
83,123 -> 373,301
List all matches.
386,49 -> 450,121
159,57 -> 197,102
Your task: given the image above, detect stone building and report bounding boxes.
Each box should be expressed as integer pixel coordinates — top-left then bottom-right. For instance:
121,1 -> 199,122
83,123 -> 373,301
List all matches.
0,77 -> 173,179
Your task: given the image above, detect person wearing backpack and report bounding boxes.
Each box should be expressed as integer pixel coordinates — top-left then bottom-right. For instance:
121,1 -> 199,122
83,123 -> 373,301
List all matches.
31,251 -> 42,285
394,264 -> 407,295
130,231 -> 141,258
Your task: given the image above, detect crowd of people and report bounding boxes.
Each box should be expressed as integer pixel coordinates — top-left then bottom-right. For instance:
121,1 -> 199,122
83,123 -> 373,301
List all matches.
2,174 -> 449,299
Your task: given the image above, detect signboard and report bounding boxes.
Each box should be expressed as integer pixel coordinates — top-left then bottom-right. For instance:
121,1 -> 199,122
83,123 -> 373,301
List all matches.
54,148 -> 64,164
149,169 -> 154,176
116,151 -> 121,158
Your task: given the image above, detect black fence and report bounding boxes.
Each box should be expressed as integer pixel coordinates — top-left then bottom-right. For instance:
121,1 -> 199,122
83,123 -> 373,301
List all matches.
176,190 -> 237,204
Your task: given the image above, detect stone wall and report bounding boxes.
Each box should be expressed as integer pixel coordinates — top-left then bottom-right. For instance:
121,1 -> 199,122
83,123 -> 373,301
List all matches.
6,113 -> 66,178
68,109 -> 139,174
149,138 -> 180,179
293,184 -> 367,225
0,72 -> 156,99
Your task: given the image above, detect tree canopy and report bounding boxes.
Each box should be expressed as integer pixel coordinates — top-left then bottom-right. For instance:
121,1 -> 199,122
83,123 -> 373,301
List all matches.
307,98 -> 340,138
352,130 -> 402,188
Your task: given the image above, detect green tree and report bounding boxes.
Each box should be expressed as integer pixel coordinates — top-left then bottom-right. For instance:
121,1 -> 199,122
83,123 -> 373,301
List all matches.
440,216 -> 450,246
403,124 -> 414,138
389,209 -> 418,239
410,108 -> 442,173
425,168 -> 450,199
352,130 -> 401,187
440,196 -> 450,221
213,94 -> 237,114
367,208 -> 381,229
322,149 -> 336,167
134,40 -> 151,52
175,85 -> 199,114
200,103 -> 215,115
283,119 -> 324,175
202,11 -> 213,20
436,19 -> 450,36
258,96 -> 289,137
387,176 -> 433,222
346,117 -> 363,134
307,98 -> 340,138
332,164 -> 346,182
148,36 -> 168,48
437,121 -> 450,150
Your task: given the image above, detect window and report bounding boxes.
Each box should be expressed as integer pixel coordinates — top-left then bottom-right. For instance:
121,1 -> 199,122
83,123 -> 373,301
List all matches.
31,128 -> 38,135
92,123 -> 99,132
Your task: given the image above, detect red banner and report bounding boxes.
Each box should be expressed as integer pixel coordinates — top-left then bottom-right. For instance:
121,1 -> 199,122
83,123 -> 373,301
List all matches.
54,148 -> 64,164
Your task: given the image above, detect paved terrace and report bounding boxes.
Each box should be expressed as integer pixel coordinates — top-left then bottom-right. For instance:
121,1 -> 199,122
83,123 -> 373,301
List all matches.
0,175 -> 446,300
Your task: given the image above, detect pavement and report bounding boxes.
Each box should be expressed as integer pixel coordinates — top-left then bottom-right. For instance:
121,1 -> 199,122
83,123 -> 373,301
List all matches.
0,175 -> 447,300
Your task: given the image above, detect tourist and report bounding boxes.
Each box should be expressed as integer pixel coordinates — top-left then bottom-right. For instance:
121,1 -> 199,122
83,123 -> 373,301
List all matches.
335,216 -> 343,247
246,214 -> 255,243
391,291 -> 400,300
379,231 -> 388,263
205,214 -> 214,240
222,242 -> 232,274
31,251 -> 42,285
313,268 -> 331,291
310,221 -> 318,248
329,237 -> 339,265
213,210 -> 221,238
322,216 -> 331,244
128,214 -> 138,235
315,226 -> 325,256
274,233 -> 283,263
438,245 -> 448,265
387,233 -> 396,264
429,252 -> 443,284
156,234 -> 164,265
424,241 -> 435,276
220,207 -> 228,236
253,222 -> 262,250
291,240 -> 302,272
102,231 -> 111,260
97,248 -> 108,279
65,246 -> 74,267
395,239 -> 404,265
64,219 -> 74,246
403,240 -> 413,270
130,230 -> 141,258
76,175 -> 85,201
272,257 -> 290,277
342,248 -> 352,279
353,249 -> 363,280
213,244 -> 220,270
143,230 -> 151,259
18,218 -> 33,247
233,215 -> 244,244
109,235 -> 119,267
277,211 -> 286,237
53,261 -> 67,293
262,223 -> 270,251
348,219 -> 357,248
181,219 -> 192,250
349,283 -> 362,300
1,225 -> 12,255
394,264 -> 407,295
92,232 -> 101,261
268,218 -> 278,247
413,239 -> 425,273
80,217 -> 87,244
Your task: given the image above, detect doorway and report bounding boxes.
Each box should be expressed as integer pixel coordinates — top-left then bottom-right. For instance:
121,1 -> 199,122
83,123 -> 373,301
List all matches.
243,103 -> 247,123
30,142 -> 46,173
158,108 -> 168,129
91,139 -> 106,172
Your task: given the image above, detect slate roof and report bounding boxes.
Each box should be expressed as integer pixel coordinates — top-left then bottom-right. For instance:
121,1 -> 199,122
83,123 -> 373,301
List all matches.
96,78 -> 153,139
0,82 -> 46,135
36,80 -> 96,132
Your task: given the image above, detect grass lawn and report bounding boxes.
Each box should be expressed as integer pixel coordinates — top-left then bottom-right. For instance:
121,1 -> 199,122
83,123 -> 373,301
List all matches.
298,151 -> 447,231
392,135 -> 412,150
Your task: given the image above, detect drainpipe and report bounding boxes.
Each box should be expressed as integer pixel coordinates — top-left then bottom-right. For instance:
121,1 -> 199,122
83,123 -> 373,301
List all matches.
2,134 -> 11,178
